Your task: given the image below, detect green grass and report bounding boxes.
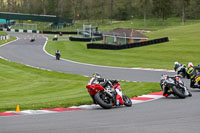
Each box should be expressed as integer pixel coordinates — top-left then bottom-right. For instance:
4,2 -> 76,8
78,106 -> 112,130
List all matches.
98,18 -> 200,31
0,58 -> 160,112
0,31 -> 8,36
50,17 -> 200,32
47,36 -> 71,40
46,23 -> 200,69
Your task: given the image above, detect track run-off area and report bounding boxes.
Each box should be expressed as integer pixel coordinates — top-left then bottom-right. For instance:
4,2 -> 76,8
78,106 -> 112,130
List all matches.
0,32 -> 200,133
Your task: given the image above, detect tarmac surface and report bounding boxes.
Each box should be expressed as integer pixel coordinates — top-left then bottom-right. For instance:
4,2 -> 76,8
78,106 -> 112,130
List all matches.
0,32 -> 199,133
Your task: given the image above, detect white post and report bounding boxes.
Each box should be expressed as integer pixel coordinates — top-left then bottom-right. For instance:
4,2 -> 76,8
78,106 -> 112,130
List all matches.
123,32 -> 126,44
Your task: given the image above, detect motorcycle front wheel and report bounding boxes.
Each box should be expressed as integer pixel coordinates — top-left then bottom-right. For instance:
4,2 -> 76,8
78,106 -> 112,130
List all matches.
172,86 -> 186,99
94,91 -> 113,109
122,95 -> 132,107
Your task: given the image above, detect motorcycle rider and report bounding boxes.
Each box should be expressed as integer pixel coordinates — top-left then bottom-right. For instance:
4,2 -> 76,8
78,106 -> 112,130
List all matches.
186,62 -> 200,88
174,62 -> 200,88
88,73 -> 104,104
55,49 -> 61,60
173,62 -> 192,96
89,73 -> 118,104
174,62 -> 187,78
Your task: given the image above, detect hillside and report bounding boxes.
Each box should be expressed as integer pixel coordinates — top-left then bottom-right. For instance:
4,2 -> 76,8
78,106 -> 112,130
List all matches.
46,23 -> 200,69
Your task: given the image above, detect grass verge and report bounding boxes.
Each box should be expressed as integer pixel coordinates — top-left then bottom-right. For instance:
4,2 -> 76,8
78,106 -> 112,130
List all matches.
0,58 -> 160,112
0,31 -> 8,36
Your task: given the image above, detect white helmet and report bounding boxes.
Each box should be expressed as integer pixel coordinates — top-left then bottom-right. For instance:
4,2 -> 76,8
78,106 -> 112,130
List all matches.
174,61 -> 179,65
188,62 -> 193,67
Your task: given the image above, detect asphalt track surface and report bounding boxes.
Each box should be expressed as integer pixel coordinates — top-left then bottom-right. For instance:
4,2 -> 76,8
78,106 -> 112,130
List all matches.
0,33 -> 200,133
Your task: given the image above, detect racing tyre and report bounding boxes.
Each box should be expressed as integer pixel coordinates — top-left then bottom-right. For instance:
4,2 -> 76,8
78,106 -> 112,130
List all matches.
94,91 -> 113,109
122,95 -> 132,107
172,86 -> 186,99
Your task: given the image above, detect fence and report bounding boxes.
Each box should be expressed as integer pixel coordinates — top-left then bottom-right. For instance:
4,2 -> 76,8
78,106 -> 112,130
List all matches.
0,35 -> 9,40
11,23 -> 38,30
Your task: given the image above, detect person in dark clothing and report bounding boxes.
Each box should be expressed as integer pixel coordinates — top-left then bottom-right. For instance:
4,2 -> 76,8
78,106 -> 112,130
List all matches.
55,50 -> 61,60
186,62 -> 200,88
88,73 -> 104,104
174,62 -> 187,78
90,73 -> 118,87
88,73 -> 118,104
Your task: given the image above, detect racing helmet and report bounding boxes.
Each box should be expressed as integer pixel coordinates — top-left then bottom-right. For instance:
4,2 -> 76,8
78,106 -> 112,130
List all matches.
174,62 -> 181,72
92,73 -> 101,78
188,62 -> 193,67
174,61 -> 179,65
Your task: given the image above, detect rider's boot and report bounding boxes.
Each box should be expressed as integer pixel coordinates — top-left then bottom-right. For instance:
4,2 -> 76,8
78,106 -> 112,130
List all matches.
164,94 -> 169,97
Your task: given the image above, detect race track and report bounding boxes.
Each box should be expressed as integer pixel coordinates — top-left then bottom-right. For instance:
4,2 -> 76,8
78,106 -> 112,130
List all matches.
0,32 -> 200,133
0,33 -> 173,82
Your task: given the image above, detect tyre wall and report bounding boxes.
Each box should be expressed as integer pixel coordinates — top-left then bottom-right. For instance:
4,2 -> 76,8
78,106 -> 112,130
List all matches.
69,36 -> 103,42
87,37 -> 169,50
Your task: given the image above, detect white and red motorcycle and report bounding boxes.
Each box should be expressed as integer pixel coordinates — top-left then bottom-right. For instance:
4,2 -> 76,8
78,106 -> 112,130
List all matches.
86,77 -> 132,109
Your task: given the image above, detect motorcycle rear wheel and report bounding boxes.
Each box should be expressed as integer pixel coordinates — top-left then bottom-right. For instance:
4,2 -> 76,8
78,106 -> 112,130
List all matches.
56,55 -> 60,60
122,95 -> 132,107
172,86 -> 186,99
94,91 -> 113,109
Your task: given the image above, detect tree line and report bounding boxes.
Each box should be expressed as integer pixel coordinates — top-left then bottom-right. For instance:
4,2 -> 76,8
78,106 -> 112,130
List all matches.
0,0 -> 200,24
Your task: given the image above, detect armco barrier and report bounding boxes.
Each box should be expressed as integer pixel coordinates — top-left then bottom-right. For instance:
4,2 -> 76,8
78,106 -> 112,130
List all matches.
42,31 -> 103,36
1,28 -> 40,33
43,31 -> 77,34
87,37 -> 169,50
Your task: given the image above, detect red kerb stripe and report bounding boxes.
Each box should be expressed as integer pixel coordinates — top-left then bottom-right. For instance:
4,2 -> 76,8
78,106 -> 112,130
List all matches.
131,97 -> 154,101
148,91 -> 163,95
0,112 -> 21,116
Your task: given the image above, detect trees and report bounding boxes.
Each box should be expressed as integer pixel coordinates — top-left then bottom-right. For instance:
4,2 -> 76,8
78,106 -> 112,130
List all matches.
137,0 -> 152,26
100,0 -> 106,24
188,0 -> 200,19
152,0 -> 173,25
176,0 -> 190,25
1,0 -> 200,22
110,0 -> 114,23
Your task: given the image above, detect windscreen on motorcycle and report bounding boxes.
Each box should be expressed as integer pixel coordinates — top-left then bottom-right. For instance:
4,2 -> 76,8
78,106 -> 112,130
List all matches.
88,77 -> 99,85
